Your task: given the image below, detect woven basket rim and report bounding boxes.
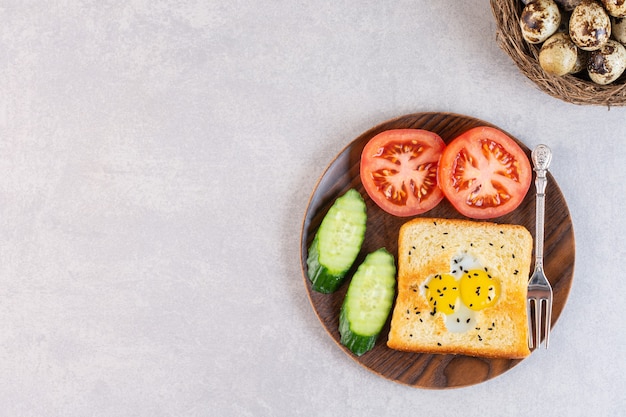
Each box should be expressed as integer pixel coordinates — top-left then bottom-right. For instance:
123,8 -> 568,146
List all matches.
490,0 -> 626,107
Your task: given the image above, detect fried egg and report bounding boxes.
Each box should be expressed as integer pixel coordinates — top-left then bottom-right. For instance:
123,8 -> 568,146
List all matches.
423,252 -> 500,333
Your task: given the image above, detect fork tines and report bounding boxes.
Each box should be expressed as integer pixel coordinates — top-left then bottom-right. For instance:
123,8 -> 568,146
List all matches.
527,289 -> 553,349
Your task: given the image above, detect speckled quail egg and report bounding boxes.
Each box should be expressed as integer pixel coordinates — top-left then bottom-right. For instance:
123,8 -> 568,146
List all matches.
569,0 -> 612,51
612,17 -> 626,43
539,33 -> 579,75
520,0 -> 562,44
555,0 -> 584,11
601,0 -> 626,17
587,39 -> 626,83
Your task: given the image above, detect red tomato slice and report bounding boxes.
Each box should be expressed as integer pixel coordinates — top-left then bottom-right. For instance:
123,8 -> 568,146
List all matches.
360,129 -> 446,217
438,126 -> 532,220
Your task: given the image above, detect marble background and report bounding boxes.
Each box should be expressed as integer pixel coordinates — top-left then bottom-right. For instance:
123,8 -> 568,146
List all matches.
1,1 -> 624,416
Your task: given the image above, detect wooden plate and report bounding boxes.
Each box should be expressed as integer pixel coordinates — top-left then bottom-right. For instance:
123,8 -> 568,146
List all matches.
300,112 -> 575,389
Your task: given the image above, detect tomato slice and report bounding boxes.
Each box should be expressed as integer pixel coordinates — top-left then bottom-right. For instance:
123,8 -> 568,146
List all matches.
360,129 -> 446,217
438,126 -> 532,220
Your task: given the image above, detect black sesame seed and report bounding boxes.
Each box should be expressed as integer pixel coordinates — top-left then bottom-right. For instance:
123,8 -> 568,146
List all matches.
473,272 -> 479,276
452,269 -> 457,274
478,335 -> 482,341
492,322 -> 495,327
410,334 -> 413,337
456,318 -> 460,323
469,303 -> 473,307
441,245 -> 445,249
466,318 -> 471,323
412,246 -> 416,250
419,318 -> 423,322
500,245 -> 504,249
452,287 -> 457,290
425,285 -> 429,289
470,243 -> 474,247
408,251 -> 411,256
406,309 -> 410,314
514,270 -> 519,275
512,253 -> 516,259
443,232 -> 449,235
488,327 -> 493,331
489,242 -> 494,246
437,342 -> 442,346
434,221 -> 437,225
475,327 -> 480,330
484,267 -> 488,272
500,230 -> 504,234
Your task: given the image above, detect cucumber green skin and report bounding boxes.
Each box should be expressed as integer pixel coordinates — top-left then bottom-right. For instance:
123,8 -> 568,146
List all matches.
306,189 -> 367,294
307,235 -> 347,293
339,248 -> 396,356
339,307 -> 378,356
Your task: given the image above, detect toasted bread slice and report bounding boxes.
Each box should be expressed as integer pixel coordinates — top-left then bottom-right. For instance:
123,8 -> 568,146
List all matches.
387,218 -> 532,358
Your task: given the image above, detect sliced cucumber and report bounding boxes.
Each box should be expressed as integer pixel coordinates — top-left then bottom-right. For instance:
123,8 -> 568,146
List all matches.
339,248 -> 396,356
307,189 -> 367,293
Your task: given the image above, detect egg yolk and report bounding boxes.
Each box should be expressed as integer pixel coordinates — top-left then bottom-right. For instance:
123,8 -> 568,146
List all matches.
459,269 -> 500,311
425,273 -> 459,315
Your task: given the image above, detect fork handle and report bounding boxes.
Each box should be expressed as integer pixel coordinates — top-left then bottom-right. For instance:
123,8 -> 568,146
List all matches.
532,145 -> 552,269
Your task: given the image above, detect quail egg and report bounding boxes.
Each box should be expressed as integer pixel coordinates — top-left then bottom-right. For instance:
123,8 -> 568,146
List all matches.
612,16 -> 626,43
569,0 -> 612,51
539,32 -> 579,75
601,0 -> 626,17
587,39 -> 626,83
520,0 -> 562,44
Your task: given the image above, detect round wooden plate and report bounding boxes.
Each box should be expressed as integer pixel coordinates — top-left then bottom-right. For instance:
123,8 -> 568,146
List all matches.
300,112 -> 575,389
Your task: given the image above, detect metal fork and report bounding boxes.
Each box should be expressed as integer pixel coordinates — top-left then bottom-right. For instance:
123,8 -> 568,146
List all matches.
527,144 -> 554,350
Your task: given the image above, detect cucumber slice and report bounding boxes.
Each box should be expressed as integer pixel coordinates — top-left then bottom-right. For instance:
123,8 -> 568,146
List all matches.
339,248 -> 396,356
306,189 -> 367,293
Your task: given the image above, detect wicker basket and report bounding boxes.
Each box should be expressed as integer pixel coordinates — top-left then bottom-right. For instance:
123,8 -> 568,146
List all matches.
490,0 -> 626,107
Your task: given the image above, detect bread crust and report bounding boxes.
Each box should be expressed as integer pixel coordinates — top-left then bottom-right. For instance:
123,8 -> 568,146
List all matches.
387,218 -> 532,359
